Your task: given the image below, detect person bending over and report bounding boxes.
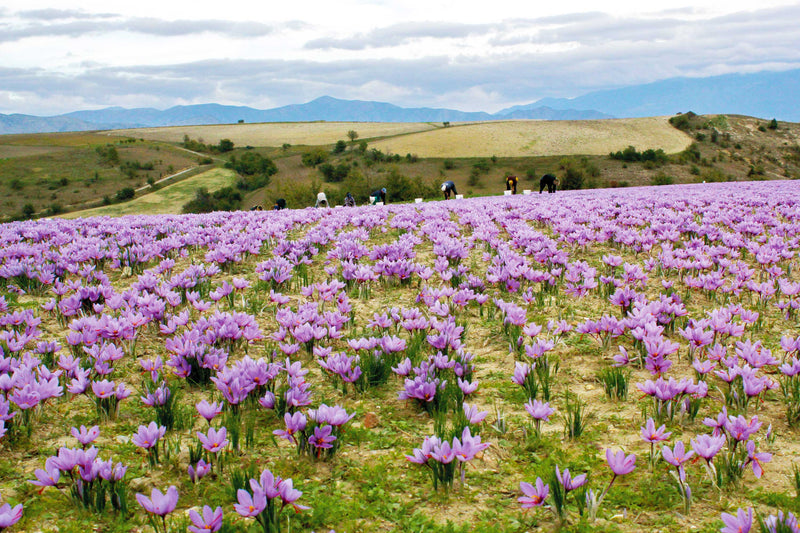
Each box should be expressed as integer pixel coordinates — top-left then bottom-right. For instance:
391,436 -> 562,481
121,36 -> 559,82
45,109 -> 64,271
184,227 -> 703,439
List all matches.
539,174 -> 557,194
370,188 -> 387,205
441,180 -> 457,200
506,175 -> 518,195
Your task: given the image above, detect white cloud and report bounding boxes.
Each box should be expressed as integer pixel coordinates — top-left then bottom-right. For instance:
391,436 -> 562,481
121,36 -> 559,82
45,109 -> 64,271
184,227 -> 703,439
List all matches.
1,1 -> 800,114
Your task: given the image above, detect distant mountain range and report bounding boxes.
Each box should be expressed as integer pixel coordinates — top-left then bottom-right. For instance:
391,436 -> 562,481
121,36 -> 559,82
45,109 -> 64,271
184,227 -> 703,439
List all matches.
1,68 -> 798,135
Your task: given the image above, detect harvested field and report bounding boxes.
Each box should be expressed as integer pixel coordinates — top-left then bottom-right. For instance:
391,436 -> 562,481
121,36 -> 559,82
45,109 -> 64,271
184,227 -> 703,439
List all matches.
107,122 -> 439,147
369,117 -> 694,157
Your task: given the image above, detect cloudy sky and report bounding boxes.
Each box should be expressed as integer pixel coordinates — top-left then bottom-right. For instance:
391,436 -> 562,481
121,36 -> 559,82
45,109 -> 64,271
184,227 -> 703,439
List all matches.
2,0 -> 799,115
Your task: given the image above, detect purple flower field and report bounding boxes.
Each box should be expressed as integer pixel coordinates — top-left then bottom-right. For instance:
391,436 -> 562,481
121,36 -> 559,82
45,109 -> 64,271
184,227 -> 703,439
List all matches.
2,180 -> 800,532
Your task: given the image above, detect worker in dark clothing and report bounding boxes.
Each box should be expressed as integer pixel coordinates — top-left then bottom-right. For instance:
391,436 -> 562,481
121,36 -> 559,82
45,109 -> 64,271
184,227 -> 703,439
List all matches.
370,188 -> 387,205
540,174 -> 557,194
272,198 -> 286,210
506,175 -> 518,195
344,192 -> 356,207
441,180 -> 457,200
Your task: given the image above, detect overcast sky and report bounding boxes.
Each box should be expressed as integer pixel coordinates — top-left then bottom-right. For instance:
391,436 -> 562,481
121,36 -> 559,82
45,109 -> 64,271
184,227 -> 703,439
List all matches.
2,0 -> 799,115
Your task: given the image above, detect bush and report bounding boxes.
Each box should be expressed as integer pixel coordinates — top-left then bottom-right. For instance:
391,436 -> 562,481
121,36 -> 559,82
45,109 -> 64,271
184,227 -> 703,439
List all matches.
472,159 -> 491,174
384,169 -> 438,202
525,168 -> 537,181
21,203 -> 35,220
301,149 -> 329,167
561,167 -> 584,190
443,160 -> 456,170
96,144 -> 120,166
218,139 -> 234,152
333,140 -> 347,154
9,179 -> 23,191
651,173 -> 674,186
668,112 -> 697,130
115,187 -> 136,202
182,186 -> 243,213
226,152 -> 278,191
468,168 -> 482,187
769,118 -> 779,130
319,163 -> 350,183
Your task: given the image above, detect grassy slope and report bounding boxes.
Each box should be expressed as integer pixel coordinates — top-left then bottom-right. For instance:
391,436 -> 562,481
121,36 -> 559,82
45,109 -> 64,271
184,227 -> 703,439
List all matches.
0,133 -> 199,218
61,168 -> 237,218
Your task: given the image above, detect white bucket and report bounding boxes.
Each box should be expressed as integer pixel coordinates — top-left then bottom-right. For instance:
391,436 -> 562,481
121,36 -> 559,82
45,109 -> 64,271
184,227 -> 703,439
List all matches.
415,198 -> 423,203
455,194 -> 463,200
503,190 -> 512,196
376,202 -> 384,206
523,190 -> 531,195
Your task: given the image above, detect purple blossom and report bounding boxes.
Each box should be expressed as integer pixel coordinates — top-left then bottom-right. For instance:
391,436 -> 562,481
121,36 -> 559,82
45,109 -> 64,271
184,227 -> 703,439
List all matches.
188,505 -> 223,533
519,478 -> 549,508
197,426 -> 229,454
720,507 -> 753,533
136,485 -> 178,517
132,421 -> 166,449
605,448 -> 636,476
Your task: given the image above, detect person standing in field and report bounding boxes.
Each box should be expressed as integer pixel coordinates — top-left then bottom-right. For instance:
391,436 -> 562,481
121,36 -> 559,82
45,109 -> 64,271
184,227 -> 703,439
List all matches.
441,180 -> 457,200
506,175 -> 518,194
370,188 -> 387,205
344,192 -> 356,207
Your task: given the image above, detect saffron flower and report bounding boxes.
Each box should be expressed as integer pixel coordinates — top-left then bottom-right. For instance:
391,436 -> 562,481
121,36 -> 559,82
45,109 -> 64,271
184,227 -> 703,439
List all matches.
720,507 -> 752,533
136,485 -> 178,516
606,448 -> 637,476
132,421 -> 166,449
197,427 -> 229,454
188,505 -> 223,533
519,478 -> 549,508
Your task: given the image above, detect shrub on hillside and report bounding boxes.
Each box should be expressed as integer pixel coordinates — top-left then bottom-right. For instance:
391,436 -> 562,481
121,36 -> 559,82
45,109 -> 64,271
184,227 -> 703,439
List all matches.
182,186 -> 243,213
115,187 -> 135,202
651,173 -> 674,186
301,149 -> 330,167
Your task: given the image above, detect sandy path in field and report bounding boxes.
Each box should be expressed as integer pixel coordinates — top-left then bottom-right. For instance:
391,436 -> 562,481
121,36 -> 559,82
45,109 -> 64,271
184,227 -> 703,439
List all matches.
369,117 -> 693,157
107,122 -> 439,147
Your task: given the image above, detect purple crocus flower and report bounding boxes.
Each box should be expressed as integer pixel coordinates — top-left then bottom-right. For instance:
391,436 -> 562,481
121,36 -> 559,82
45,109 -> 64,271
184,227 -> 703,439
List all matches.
136,485 -> 178,516
29,457 -> 61,488
70,425 -> 100,447
744,440 -> 772,479
605,448 -> 636,476
234,488 -> 266,517
196,399 -> 223,423
197,427 -> 228,454
463,403 -> 488,424
309,425 -> 337,449
188,505 -> 223,533
524,399 -> 554,422
273,412 -> 307,443
0,499 -> 23,529
556,466 -> 587,492
519,478 -> 549,508
640,418 -> 671,443
691,433 -> 726,463
132,421 -> 166,449
188,459 -> 211,483
662,441 -> 694,469
720,507 -> 753,533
